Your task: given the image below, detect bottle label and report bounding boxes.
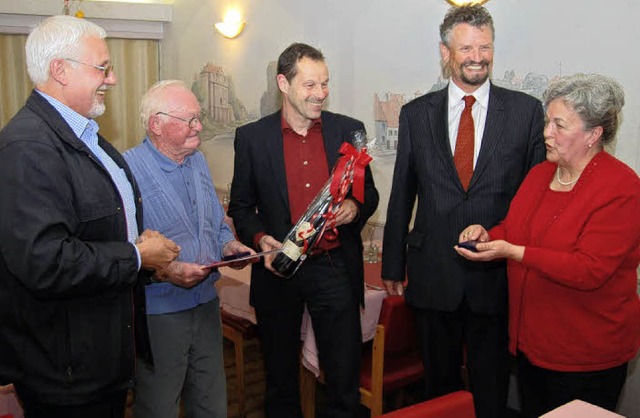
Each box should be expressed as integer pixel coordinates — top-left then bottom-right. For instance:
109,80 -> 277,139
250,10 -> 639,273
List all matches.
281,239 -> 302,261
295,221 -> 316,243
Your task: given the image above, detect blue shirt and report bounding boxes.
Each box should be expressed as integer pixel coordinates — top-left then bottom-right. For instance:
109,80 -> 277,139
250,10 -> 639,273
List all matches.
124,138 -> 235,314
36,90 -> 140,254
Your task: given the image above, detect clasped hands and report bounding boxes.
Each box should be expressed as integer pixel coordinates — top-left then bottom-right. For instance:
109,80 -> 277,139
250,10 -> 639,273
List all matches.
143,235 -> 254,289
136,229 -> 180,272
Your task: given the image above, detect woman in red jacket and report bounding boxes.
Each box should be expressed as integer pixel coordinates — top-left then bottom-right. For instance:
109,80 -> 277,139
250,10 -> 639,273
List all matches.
455,73 -> 640,417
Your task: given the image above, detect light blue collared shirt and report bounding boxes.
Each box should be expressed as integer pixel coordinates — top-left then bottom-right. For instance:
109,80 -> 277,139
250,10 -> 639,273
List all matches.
36,90 -> 141,264
124,138 -> 235,314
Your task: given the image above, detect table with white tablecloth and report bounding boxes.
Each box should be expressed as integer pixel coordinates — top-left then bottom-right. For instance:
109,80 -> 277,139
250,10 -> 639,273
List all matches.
215,264 -> 387,377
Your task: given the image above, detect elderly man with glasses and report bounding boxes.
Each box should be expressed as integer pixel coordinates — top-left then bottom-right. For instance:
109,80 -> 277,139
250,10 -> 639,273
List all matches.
124,79 -> 253,418
0,15 -> 180,418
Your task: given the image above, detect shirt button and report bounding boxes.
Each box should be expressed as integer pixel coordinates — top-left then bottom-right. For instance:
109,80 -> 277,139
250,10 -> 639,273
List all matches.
303,161 -> 309,166
302,140 -> 306,144
305,183 -> 311,188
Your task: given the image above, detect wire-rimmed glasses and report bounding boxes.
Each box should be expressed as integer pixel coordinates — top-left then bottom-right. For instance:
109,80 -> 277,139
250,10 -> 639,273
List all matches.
63,58 -> 114,78
155,111 -> 206,129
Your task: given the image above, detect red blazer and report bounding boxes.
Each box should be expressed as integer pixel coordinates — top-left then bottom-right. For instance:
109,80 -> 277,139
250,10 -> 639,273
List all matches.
491,152 -> 640,372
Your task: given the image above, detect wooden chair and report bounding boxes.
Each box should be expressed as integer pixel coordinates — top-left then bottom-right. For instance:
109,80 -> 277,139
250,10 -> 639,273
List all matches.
221,308 -> 258,417
378,390 -> 476,418
359,295 -> 424,417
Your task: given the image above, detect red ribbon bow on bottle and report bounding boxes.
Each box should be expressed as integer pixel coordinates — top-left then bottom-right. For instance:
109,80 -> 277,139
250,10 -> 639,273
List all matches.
329,142 -> 372,203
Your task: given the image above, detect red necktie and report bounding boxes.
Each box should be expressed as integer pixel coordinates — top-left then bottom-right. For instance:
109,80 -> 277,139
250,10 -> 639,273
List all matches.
453,95 -> 476,191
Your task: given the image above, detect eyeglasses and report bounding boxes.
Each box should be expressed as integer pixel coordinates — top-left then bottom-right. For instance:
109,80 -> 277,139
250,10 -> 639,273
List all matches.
155,111 -> 205,129
64,58 -> 114,78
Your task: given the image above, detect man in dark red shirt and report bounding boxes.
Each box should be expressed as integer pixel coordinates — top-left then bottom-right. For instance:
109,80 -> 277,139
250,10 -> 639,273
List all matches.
228,43 -> 379,418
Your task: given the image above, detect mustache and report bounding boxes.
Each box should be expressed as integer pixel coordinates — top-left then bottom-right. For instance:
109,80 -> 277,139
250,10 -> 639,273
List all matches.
462,60 -> 490,68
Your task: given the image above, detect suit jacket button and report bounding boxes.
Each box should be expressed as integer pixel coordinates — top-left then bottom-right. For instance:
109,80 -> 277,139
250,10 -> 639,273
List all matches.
462,193 -> 469,200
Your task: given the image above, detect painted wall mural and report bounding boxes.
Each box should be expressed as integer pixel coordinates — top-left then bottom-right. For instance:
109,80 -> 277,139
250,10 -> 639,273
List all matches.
166,0 -> 639,229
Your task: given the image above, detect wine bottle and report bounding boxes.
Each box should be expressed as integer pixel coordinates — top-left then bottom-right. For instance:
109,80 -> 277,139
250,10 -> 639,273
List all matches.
271,186 -> 333,278
272,130 -> 369,278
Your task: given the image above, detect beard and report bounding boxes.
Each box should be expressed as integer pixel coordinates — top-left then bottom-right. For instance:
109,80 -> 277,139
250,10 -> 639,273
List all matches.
87,87 -> 109,119
88,101 -> 106,119
458,60 -> 492,86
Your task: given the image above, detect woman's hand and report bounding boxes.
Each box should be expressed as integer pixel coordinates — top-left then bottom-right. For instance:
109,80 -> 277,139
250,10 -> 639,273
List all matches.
455,239 -> 524,262
455,224 -> 524,262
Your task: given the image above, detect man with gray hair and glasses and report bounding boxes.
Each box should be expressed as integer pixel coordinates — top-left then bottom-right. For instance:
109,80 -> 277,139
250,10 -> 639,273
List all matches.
382,5 -> 545,418
0,15 -> 179,418
124,80 -> 253,418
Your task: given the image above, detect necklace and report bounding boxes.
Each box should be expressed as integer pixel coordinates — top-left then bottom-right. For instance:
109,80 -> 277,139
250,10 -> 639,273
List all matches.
555,166 -> 579,186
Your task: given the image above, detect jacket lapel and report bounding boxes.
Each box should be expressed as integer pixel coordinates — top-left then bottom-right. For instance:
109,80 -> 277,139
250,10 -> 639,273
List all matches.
471,83 -> 505,189
26,91 -> 91,154
428,90 -> 460,186
321,113 -> 343,170
265,111 -> 290,211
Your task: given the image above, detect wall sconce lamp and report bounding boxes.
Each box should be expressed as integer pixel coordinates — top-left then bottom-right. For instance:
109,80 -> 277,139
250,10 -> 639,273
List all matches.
446,0 -> 489,6
214,10 -> 246,39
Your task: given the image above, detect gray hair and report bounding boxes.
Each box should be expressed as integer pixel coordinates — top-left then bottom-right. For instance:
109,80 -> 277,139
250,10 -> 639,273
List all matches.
543,73 -> 625,145
26,15 -> 106,86
139,79 -> 189,131
439,5 -> 494,47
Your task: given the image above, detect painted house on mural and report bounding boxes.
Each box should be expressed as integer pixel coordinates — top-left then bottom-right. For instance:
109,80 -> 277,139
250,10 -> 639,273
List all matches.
199,63 -> 235,125
260,61 -> 280,118
373,92 -> 405,151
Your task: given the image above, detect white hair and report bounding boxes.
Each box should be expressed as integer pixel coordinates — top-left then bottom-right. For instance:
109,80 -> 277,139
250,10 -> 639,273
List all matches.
139,79 -> 190,131
26,15 -> 106,85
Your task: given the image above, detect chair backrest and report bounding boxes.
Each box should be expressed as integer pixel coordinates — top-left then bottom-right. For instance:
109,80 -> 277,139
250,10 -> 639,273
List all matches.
377,295 -> 419,355
378,390 -> 476,418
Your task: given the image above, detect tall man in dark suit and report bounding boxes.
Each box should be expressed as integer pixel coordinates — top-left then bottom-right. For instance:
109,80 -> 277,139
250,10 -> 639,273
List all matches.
381,6 -> 545,418
228,43 -> 379,418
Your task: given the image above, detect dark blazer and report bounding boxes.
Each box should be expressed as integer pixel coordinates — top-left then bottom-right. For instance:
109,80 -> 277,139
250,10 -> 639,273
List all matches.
228,110 -> 379,310
0,91 -> 151,405
382,83 -> 545,315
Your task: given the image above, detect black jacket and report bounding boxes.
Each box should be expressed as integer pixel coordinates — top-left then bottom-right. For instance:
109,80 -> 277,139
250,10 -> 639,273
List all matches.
382,83 -> 545,314
228,110 -> 379,309
0,91 -> 151,405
